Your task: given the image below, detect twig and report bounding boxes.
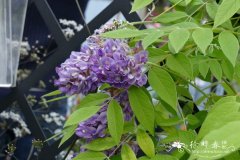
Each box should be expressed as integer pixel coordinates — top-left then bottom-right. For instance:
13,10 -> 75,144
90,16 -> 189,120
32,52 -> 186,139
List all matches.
63,137 -> 78,160
222,78 -> 237,95
75,0 -> 91,35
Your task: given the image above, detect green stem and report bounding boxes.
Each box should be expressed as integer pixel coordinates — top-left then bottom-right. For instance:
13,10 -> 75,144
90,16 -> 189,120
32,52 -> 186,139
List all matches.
222,78 -> 237,95
177,102 -> 187,130
202,81 -> 221,91
157,0 -> 184,18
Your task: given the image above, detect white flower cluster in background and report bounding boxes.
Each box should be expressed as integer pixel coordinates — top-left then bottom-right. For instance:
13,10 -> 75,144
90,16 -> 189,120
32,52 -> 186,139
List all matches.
0,111 -> 31,138
41,112 -> 65,127
19,41 -> 31,58
59,19 -> 83,39
57,150 -> 75,160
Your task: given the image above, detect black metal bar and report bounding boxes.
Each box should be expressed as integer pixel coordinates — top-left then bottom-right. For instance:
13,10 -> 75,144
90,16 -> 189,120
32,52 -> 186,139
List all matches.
18,0 -> 121,93
38,135 -> 77,160
16,90 -> 47,140
33,0 -> 67,46
0,89 -> 17,113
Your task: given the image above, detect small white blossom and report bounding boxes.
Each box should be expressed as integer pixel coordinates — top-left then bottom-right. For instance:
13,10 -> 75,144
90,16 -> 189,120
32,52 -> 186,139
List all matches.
13,127 -> 22,138
172,141 -> 183,149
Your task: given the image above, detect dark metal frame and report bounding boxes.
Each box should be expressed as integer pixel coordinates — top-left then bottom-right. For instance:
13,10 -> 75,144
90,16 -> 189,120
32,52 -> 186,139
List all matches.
0,0 -> 142,159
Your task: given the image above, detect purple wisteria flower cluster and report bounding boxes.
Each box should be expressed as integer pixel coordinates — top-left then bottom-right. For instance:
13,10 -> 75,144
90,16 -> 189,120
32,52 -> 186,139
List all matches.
54,28 -> 148,95
75,91 -> 139,156
55,23 -> 148,156
75,91 -> 133,140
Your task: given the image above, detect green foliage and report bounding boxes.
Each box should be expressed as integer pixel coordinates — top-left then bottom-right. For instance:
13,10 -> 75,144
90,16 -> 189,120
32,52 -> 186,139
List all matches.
73,151 -> 106,160
49,0 -> 240,159
142,30 -> 164,49
168,28 -> 190,53
209,59 -> 222,81
214,0 -> 240,28
83,137 -> 117,151
121,144 -> 137,160
64,106 -> 101,127
148,67 -> 177,111
166,54 -> 193,79
130,0 -> 153,13
218,31 -> 239,66
77,93 -> 109,108
137,129 -> 155,158
41,90 -> 62,97
107,100 -> 124,143
59,125 -> 77,147
192,28 -> 213,54
101,29 -> 147,38
191,121 -> 240,160
128,86 -> 155,134
153,11 -> 189,23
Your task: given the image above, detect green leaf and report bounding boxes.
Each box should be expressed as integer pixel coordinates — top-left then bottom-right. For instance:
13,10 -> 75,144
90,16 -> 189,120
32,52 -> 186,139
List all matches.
130,0 -> 153,13
41,90 -> 62,97
128,86 -> 155,134
192,28 -> 213,54
185,0 -> 192,5
161,130 -> 197,146
169,29 -> 190,53
101,29 -> 146,38
153,11 -> 189,23
214,0 -> 240,28
199,62 -> 209,78
187,114 -> 200,124
173,22 -> 198,29
221,60 -> 234,80
123,120 -> 135,134
156,116 -> 182,127
147,48 -> 169,64
73,151 -> 106,160
59,125 -> 77,147
149,67 -> 177,111
107,100 -> 124,143
138,156 -> 150,160
152,154 -> 178,160
224,151 -> 240,160
219,31 -> 239,66
99,83 -> 111,90
209,60 -> 222,81
40,95 -> 69,104
198,99 -> 240,140
83,137 -> 116,151
166,54 -> 193,79
142,30 -> 163,49
64,106 -> 101,127
121,144 -> 137,160
137,129 -> 155,158
79,93 -> 109,108
191,121 -> 240,160
206,2 -> 233,30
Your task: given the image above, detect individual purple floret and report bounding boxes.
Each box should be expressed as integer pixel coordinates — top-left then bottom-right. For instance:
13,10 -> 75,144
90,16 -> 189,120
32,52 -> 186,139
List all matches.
54,49 -> 99,95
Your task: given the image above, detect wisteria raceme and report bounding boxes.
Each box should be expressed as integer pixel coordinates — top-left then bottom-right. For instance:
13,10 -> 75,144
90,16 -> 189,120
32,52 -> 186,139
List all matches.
75,105 -> 107,139
55,26 -> 148,95
55,23 -> 148,157
90,39 -> 148,88
54,50 -> 99,95
75,90 -> 139,156
75,91 -> 132,140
